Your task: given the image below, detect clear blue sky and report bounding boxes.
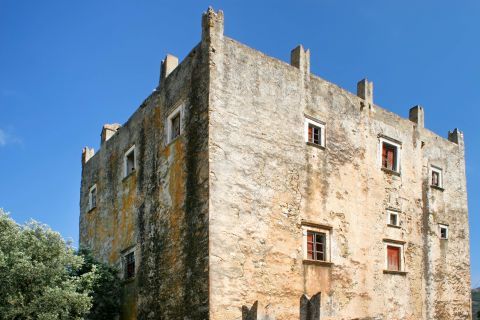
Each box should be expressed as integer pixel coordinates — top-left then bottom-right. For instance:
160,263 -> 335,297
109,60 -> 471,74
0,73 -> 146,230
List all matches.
0,1 -> 478,287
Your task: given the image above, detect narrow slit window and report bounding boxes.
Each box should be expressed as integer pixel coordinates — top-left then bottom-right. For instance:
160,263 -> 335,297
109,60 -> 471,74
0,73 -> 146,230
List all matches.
124,251 -> 135,280
88,185 -> 97,211
171,113 -> 181,140
307,231 -> 326,261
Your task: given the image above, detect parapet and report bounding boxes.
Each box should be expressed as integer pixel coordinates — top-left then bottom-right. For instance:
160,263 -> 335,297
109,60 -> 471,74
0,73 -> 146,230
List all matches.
82,147 -> 95,165
101,123 -> 121,145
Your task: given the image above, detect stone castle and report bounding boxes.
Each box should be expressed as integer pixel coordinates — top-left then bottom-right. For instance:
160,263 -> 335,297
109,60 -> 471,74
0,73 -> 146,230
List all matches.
79,8 -> 472,320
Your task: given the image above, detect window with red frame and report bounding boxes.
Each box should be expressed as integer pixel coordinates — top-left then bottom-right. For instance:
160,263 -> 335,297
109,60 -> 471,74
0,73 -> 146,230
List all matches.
308,123 -> 322,145
307,231 -> 326,261
124,252 -> 135,279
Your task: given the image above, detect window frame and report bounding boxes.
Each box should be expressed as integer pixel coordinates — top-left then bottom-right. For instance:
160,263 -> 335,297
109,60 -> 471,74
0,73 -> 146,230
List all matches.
167,103 -> 185,144
379,137 -> 402,174
439,224 -> 449,240
88,184 -> 97,211
123,145 -> 136,178
302,222 -> 332,264
387,209 -> 400,227
430,166 -> 443,189
304,116 -> 326,148
306,230 -> 327,261
383,240 -> 405,273
122,247 -> 136,280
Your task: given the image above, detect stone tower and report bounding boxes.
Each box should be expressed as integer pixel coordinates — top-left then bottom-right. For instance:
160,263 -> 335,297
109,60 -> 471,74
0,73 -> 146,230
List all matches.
80,8 -> 471,320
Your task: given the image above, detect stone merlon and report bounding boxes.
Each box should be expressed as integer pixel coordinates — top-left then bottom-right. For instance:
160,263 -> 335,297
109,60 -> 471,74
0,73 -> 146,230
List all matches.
81,146 -> 94,165
357,78 -> 374,107
160,54 -> 179,84
291,45 -> 310,75
101,123 -> 121,145
409,105 -> 425,128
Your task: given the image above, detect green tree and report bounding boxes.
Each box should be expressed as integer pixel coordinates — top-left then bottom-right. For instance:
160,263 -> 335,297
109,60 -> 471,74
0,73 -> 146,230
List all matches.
0,209 -> 95,319
76,249 -> 121,320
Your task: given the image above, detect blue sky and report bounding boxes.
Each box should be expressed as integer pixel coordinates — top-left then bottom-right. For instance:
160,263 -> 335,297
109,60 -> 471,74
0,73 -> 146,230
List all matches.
0,1 -> 478,287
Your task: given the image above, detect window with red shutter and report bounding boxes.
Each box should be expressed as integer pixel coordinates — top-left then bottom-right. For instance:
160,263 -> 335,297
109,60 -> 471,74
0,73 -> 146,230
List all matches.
305,117 -> 325,147
382,142 -> 397,171
387,246 -> 400,271
308,124 -> 322,145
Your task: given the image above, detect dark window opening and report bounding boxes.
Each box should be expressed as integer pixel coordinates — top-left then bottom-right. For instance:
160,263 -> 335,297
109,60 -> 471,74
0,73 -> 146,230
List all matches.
126,149 -> 135,174
387,245 -> 400,271
124,252 -> 135,279
440,226 -> 448,239
308,124 -> 322,145
89,187 -> 97,210
382,142 -> 397,171
307,231 -> 326,261
432,171 -> 440,187
389,213 -> 398,226
171,113 -> 181,140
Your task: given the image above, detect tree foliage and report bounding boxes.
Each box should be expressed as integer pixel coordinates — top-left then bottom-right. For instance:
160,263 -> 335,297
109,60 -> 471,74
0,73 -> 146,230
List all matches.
0,209 -> 120,320
76,249 -> 121,320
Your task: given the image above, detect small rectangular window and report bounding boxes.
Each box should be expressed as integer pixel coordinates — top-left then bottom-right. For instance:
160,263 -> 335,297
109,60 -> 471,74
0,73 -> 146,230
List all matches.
167,103 -> 185,143
124,146 -> 136,177
388,211 -> 399,226
387,245 -> 400,271
304,116 -> 325,148
88,185 -> 97,211
439,224 -> 448,240
124,251 -> 135,280
431,166 -> 443,189
307,231 -> 326,261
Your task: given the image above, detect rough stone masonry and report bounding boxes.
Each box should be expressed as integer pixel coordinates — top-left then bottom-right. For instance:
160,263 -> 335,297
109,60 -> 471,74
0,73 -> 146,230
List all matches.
79,8 -> 472,320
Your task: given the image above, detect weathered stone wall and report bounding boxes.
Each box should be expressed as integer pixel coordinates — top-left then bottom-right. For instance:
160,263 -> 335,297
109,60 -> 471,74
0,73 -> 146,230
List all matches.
79,30 -> 211,320
207,20 -> 470,319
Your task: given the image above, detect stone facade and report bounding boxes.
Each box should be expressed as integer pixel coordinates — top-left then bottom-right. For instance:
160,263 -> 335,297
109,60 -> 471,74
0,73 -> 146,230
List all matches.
79,8 -> 471,320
